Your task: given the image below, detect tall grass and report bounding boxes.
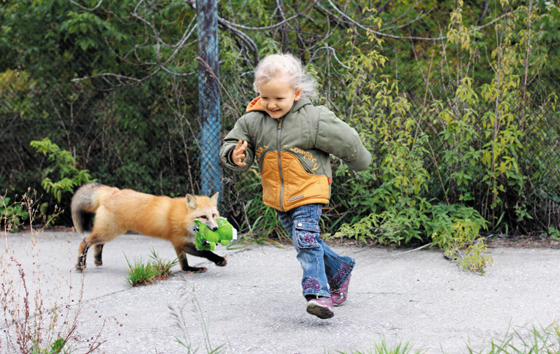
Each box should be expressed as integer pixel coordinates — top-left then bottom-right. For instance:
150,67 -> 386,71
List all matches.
0,192 -> 106,353
169,278 -> 226,354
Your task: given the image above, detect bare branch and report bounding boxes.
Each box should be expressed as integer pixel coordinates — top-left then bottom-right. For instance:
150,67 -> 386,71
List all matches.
70,0 -> 104,11
313,3 -> 351,30
275,0 -> 289,51
72,1 -> 199,85
381,10 -> 429,32
71,73 -> 143,84
380,1 -> 432,32
160,18 -> 198,67
324,0 -> 440,40
376,0 -> 391,15
310,46 -> 350,69
198,57 -> 243,117
218,0 -> 319,31
70,0 -> 523,89
0,114 -> 19,141
184,0 -> 196,10
217,18 -> 259,65
132,0 -> 162,53
381,0 -> 422,28
158,65 -> 197,77
324,0 -> 522,42
477,0 -> 491,26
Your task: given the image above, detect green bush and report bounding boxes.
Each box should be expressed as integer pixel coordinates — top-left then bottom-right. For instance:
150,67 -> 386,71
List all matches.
30,137 -> 94,202
0,196 -> 30,231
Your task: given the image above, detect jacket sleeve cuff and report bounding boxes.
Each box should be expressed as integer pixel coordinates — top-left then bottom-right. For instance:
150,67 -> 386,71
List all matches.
220,145 -> 252,171
344,145 -> 373,172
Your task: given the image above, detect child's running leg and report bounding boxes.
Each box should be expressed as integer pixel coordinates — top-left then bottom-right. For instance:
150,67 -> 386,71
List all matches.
276,204 -> 334,318
321,239 -> 355,306
321,239 -> 355,288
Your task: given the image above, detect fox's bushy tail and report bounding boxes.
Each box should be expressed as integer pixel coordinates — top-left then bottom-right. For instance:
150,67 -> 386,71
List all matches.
71,182 -> 103,233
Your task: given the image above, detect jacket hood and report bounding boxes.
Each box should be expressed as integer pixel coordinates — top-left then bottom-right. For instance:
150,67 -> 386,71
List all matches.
246,97 -> 312,118
246,97 -> 264,112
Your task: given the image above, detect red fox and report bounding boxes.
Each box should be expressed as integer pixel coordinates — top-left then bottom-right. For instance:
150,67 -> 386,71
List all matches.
71,183 -> 227,273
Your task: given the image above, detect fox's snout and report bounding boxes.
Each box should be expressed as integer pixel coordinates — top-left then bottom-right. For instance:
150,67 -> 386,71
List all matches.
194,218 -> 219,232
200,223 -> 218,231
207,221 -> 219,231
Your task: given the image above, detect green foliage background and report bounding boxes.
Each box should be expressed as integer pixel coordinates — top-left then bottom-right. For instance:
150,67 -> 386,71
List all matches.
1,0 -> 559,263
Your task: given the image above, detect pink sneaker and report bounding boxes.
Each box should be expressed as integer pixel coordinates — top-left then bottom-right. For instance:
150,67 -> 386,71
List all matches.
306,297 -> 334,319
330,274 -> 351,307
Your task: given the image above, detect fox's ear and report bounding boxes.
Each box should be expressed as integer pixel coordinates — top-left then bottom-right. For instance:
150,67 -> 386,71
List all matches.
210,192 -> 219,207
186,194 -> 198,209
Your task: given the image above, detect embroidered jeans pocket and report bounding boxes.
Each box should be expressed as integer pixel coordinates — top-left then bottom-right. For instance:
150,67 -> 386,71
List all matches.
294,220 -> 320,249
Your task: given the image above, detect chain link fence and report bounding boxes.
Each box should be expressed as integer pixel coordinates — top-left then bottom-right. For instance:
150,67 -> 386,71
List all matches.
1,57 -> 559,232
400,73 -> 560,179
397,73 -> 560,232
1,72 -> 206,226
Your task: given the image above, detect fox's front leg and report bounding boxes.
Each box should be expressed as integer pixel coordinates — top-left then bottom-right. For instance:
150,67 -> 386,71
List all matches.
174,244 -> 227,273
174,245 -> 207,273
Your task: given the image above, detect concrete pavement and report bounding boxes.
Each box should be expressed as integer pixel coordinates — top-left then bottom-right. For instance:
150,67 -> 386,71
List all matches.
1,231 -> 559,353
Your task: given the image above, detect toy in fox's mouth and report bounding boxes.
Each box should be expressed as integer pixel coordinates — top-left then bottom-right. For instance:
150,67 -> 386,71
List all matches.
194,217 -> 238,251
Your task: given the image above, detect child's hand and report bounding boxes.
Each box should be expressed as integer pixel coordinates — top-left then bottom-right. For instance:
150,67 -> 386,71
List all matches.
232,140 -> 248,167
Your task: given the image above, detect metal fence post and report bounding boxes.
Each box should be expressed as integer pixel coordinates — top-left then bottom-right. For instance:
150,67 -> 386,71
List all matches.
197,0 -> 222,196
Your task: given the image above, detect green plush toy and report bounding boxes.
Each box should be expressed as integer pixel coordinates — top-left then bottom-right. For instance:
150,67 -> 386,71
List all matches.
194,217 -> 238,251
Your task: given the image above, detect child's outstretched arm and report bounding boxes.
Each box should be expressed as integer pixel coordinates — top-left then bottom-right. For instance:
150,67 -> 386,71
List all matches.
314,107 -> 372,171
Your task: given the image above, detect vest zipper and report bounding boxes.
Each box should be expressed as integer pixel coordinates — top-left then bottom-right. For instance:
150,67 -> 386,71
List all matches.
277,117 -> 285,212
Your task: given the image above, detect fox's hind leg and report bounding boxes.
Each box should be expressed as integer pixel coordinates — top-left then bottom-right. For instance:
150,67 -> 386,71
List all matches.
76,237 -> 90,271
94,244 -> 105,266
76,231 -> 113,271
76,206 -> 121,271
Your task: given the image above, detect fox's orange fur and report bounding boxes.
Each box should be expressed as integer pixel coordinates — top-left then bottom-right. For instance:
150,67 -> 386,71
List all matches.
71,183 -> 227,273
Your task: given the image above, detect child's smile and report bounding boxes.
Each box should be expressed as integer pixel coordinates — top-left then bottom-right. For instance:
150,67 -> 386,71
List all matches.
259,80 -> 302,119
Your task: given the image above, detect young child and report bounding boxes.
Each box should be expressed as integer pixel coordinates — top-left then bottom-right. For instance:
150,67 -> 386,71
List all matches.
219,53 -> 372,319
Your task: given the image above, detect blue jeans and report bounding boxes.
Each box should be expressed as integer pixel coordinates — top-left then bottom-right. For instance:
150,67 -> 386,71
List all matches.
276,204 -> 355,299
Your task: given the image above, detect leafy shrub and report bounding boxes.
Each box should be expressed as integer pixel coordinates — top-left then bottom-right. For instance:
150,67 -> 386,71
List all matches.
30,138 -> 94,202
0,196 -> 29,231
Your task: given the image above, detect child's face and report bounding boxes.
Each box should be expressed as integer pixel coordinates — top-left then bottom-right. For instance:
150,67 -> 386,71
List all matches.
258,79 -> 302,119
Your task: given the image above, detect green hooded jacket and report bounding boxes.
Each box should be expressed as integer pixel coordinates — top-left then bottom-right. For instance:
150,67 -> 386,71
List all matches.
220,97 -> 372,212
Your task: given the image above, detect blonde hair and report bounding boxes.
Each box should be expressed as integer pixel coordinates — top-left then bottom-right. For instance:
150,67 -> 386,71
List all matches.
253,53 -> 317,99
